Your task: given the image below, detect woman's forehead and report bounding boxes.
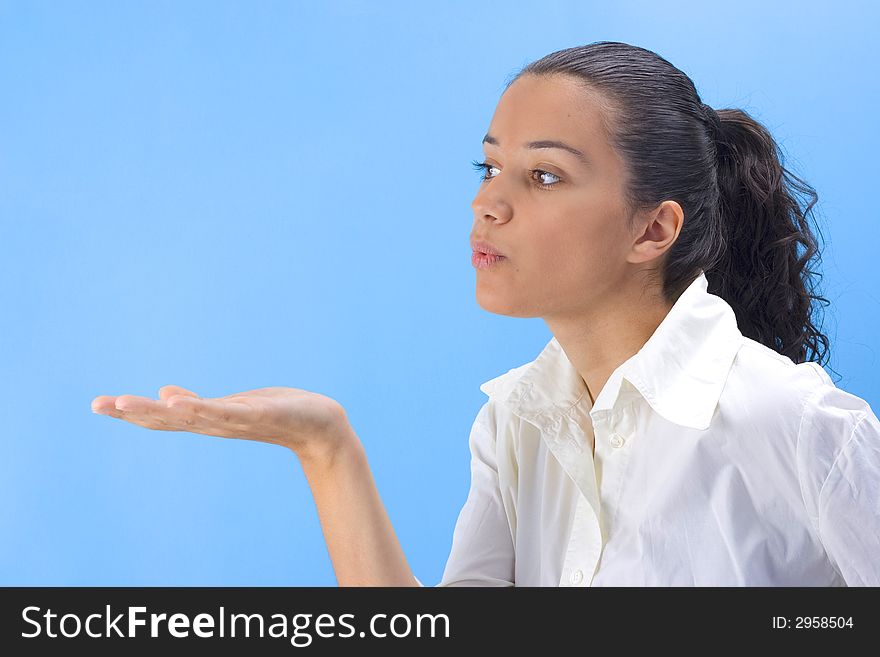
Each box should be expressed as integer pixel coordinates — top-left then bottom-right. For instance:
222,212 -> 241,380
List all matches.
487,75 -> 610,158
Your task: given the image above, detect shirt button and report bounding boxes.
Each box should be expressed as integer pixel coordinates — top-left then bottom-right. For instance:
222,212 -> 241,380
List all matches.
610,433 -> 626,448
570,569 -> 584,584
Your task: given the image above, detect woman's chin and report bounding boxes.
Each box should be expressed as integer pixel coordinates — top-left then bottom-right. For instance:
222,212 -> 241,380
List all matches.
476,290 -> 536,318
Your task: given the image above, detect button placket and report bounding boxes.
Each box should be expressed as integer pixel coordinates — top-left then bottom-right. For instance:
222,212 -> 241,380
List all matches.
553,409 -> 603,587
594,416 -> 635,548
558,493 -> 603,587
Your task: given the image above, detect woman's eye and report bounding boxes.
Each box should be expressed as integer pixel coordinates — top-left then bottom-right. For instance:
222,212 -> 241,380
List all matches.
471,159 -> 500,181
532,169 -> 561,187
470,159 -> 561,189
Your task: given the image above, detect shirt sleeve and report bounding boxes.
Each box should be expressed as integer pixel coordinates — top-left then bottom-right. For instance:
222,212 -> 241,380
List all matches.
798,384 -> 880,586
418,400 -> 515,586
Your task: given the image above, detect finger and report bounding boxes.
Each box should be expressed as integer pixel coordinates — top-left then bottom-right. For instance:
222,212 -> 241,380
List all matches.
92,396 -> 125,418
92,395 -> 134,416
170,396 -> 260,428
91,396 -> 112,414
108,395 -> 180,430
95,394 -> 259,435
116,396 -> 211,432
158,385 -> 200,402
113,395 -> 160,413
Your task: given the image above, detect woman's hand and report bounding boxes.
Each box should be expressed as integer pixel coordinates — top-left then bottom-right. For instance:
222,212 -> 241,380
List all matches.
91,384 -> 355,461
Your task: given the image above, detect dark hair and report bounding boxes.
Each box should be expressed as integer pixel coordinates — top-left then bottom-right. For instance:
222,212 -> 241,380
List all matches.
508,41 -> 836,379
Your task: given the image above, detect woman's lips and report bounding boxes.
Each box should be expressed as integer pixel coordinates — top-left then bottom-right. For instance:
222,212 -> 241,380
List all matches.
471,239 -> 505,256
472,251 -> 507,270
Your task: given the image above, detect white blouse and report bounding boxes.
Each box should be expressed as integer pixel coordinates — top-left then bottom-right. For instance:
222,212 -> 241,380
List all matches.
416,271 -> 880,586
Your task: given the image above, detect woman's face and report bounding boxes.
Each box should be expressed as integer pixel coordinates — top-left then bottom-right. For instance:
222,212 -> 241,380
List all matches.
470,73 -> 637,319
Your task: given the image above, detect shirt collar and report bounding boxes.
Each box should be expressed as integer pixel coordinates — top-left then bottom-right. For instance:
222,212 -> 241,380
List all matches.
479,271 -> 744,431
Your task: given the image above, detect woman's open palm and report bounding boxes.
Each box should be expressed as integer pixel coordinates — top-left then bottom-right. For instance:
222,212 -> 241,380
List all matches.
91,384 -> 351,459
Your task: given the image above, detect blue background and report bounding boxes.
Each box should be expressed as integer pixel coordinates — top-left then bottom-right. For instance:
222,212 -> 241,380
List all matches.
1,0 -> 877,585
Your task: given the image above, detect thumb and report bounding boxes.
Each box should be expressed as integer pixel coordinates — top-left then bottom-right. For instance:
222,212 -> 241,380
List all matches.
158,385 -> 201,402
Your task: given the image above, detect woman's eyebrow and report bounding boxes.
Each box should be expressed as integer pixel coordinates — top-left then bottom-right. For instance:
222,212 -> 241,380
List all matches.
482,133 -> 591,167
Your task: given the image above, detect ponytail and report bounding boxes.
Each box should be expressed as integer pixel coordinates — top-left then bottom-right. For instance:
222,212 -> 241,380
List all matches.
706,104 -> 831,369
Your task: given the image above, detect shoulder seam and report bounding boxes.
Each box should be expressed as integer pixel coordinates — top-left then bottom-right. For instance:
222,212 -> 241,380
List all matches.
815,409 -> 870,510
811,409 -> 870,581
795,379 -> 838,535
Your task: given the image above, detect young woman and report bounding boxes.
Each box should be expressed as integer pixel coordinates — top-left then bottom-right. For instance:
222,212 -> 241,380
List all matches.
92,41 -> 879,586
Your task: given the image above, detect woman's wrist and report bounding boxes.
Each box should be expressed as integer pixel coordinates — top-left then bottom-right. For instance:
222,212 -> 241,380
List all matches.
295,420 -> 364,476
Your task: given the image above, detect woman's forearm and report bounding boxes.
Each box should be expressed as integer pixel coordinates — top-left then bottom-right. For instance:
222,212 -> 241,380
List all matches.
297,427 -> 420,587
